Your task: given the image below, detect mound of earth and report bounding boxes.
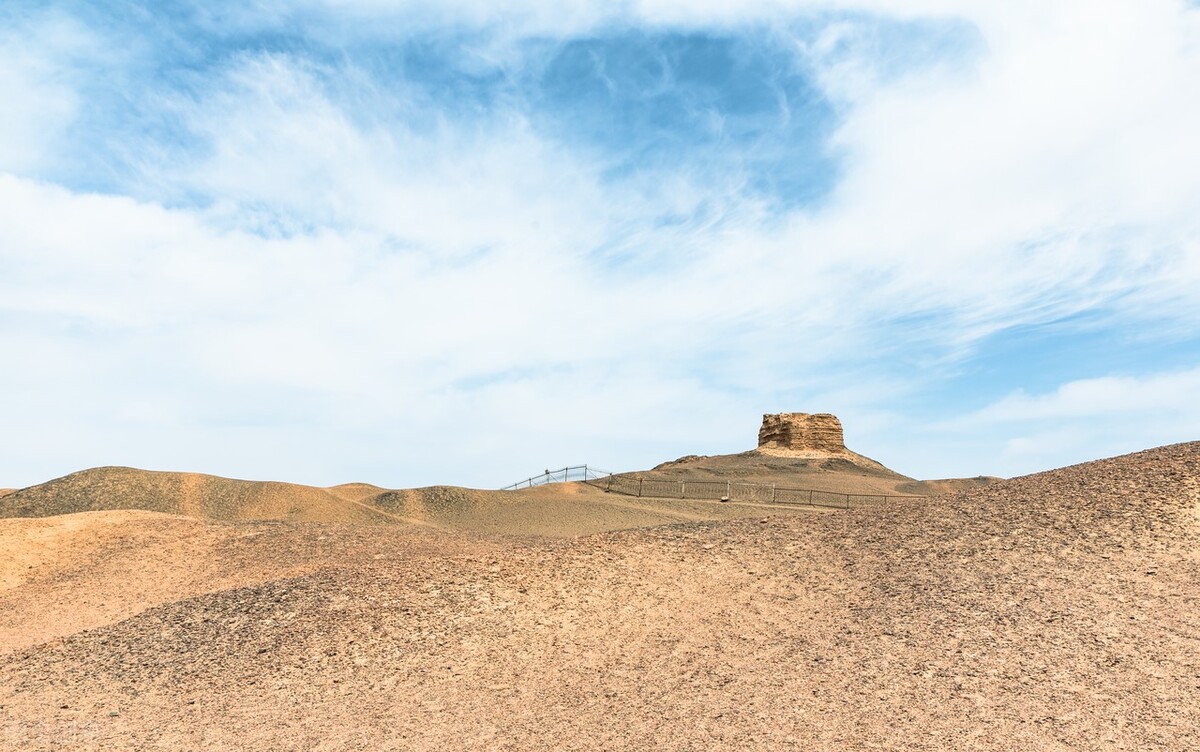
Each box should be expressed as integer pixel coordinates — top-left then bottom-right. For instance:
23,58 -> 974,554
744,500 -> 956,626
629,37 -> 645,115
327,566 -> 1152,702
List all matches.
638,449 -> 994,496
0,467 -> 401,525
0,510 -> 481,654
0,488 -> 15,498
633,411 -> 999,496
0,467 -> 827,539
752,411 -> 899,474
1,411 -> 998,536
1,442 -> 1196,749
895,475 -> 1004,495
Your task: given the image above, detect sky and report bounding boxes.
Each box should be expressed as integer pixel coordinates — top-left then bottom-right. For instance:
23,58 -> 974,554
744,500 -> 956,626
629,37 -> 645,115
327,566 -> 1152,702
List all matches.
2,0 -> 1199,490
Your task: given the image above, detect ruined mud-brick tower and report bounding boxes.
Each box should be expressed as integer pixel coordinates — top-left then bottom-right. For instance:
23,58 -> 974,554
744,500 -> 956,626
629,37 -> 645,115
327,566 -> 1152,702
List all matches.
757,413 -> 846,453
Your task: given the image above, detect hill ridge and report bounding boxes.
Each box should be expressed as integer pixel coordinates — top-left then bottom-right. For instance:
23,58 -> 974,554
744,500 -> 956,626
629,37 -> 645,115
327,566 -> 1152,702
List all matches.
1,441 -> 1196,748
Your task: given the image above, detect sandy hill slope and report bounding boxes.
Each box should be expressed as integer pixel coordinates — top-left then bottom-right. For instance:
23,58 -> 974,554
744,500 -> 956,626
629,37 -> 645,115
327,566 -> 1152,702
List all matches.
627,411 -> 1001,497
630,449 -> 998,496
0,466 -> 830,538
0,467 -> 399,525
1,442 -> 1196,750
367,482 -> 833,537
0,511 -> 484,654
894,474 -> 1003,494
325,482 -> 388,502
0,411 -> 994,537
0,488 -> 14,498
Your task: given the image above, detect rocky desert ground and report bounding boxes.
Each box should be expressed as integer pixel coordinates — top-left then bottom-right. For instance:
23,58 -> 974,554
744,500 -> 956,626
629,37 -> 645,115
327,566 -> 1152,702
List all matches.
1,415 -> 1197,750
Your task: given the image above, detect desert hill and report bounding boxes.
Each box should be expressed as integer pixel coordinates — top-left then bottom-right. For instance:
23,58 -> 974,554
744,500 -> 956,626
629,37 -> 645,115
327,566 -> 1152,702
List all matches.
1,442 -> 1196,749
893,474 -> 1003,494
0,510 -> 472,654
0,466 -> 404,525
633,450 -> 997,496
0,413 -> 994,536
623,412 -> 999,496
0,465 -> 836,539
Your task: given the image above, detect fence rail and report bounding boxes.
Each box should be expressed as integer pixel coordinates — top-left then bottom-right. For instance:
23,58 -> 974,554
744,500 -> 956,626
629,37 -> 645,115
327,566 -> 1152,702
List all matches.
500,466 -> 921,509
500,464 -> 614,491
588,474 -> 920,509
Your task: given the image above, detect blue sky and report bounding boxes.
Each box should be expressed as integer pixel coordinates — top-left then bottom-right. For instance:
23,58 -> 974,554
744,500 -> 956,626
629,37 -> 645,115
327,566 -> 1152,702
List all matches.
2,0 -> 1199,489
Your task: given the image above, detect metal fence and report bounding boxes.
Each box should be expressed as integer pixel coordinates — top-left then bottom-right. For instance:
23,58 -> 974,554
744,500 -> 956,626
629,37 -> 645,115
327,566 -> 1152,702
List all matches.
500,465 -> 919,509
589,474 -> 918,509
501,464 -> 614,491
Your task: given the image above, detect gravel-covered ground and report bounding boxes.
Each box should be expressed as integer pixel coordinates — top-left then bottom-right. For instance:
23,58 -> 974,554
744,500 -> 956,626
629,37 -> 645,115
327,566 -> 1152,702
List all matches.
1,443 -> 1197,750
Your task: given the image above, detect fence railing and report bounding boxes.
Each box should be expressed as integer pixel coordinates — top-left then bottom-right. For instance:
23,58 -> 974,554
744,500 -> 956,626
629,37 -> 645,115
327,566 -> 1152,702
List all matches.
500,464 -> 614,491
500,466 -> 921,509
588,474 -> 920,509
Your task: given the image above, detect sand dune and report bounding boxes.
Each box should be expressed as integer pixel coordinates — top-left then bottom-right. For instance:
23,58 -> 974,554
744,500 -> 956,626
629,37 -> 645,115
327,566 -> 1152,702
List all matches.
894,475 -> 1003,494
634,449 -> 997,496
0,465 -> 838,538
0,442 -> 1196,749
0,440 -> 987,539
325,482 -> 388,502
0,511 -> 339,653
0,467 -> 397,525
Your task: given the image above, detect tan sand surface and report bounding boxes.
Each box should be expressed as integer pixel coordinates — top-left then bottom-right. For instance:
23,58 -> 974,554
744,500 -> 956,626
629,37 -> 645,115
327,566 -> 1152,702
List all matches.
0,468 -> 390,524
0,442 -> 1197,750
0,510 -> 510,653
0,467 -> 827,537
630,450 -> 997,496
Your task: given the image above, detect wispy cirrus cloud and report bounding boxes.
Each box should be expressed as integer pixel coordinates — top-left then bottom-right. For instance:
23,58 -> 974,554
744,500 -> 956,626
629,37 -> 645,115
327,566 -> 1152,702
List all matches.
0,10 -> 93,174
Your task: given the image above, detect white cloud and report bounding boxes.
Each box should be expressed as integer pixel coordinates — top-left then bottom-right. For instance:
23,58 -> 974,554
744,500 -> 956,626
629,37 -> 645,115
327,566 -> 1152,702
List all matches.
0,14 -> 90,174
1,1 -> 1199,488
0,170 -> 768,487
173,55 -> 618,260
972,369 -> 1200,423
916,368 -> 1200,477
790,0 -> 1200,321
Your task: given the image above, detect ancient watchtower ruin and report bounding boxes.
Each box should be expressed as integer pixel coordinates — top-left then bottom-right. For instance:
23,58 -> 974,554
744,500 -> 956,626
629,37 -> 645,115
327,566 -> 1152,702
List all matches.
757,412 -> 846,454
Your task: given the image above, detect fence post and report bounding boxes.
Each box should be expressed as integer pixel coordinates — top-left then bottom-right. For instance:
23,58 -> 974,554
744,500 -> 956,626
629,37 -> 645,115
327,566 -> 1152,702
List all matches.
505,471 -> 898,508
